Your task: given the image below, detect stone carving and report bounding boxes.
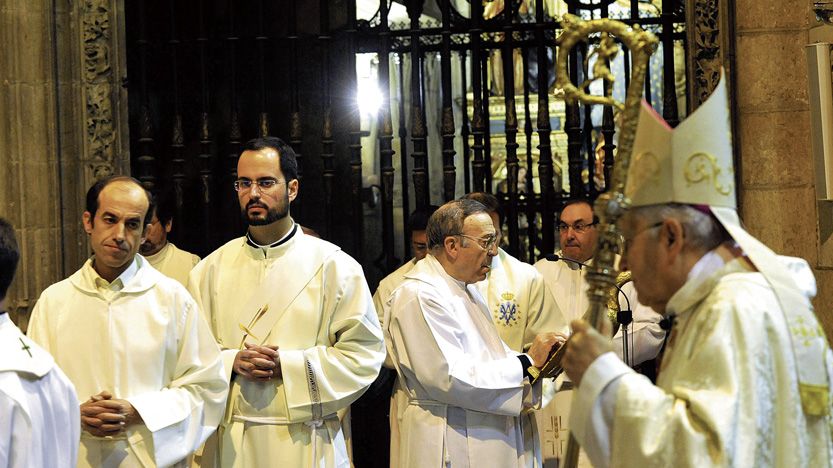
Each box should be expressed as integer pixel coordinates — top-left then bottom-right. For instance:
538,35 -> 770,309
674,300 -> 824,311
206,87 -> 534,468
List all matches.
83,0 -> 117,173
92,164 -> 114,180
689,0 -> 721,107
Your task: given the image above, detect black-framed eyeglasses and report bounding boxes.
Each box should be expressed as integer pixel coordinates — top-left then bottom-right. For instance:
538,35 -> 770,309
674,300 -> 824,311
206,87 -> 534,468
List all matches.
458,234 -> 499,252
557,221 -> 597,233
233,178 -> 284,192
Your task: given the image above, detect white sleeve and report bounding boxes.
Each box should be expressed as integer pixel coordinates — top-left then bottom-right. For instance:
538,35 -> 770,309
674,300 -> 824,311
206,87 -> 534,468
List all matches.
389,290 -> 527,416
569,352 -> 632,468
126,298 -> 228,467
0,391 -> 25,468
611,283 -> 665,366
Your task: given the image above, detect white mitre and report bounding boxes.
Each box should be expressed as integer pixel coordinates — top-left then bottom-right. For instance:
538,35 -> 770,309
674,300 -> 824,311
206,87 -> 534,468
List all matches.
625,72 -> 831,417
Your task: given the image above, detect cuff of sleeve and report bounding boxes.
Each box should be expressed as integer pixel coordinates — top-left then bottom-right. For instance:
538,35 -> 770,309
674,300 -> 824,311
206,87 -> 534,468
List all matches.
517,354 -> 534,381
221,348 -> 238,382
278,349 -> 312,421
128,391 -> 178,433
570,351 -> 632,445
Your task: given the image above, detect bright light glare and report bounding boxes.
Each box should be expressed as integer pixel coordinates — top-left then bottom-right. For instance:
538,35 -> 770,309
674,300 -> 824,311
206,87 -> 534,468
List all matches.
357,81 -> 382,117
356,53 -> 382,117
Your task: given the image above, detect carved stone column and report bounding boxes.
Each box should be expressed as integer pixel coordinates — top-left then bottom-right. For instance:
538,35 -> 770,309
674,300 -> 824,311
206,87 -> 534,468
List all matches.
0,0 -> 129,329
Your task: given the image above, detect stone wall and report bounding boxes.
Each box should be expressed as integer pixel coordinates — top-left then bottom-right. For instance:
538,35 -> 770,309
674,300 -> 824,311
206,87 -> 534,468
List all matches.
734,0 -> 832,336
0,0 -> 129,330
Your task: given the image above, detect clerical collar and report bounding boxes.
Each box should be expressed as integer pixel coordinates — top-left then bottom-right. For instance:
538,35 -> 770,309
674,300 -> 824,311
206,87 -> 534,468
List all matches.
246,222 -> 297,249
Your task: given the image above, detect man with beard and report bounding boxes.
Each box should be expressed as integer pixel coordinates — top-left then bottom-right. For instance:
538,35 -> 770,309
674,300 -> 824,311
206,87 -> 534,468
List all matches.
188,136 -> 385,467
139,189 -> 200,287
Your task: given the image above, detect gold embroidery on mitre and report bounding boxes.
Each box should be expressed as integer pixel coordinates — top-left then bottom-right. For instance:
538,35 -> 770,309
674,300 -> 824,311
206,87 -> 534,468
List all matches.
494,292 -> 520,327
684,152 -> 734,196
629,151 -> 661,195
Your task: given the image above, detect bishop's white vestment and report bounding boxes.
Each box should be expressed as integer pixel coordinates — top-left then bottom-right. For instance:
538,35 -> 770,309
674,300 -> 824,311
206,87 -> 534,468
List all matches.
188,225 -> 385,468
0,313 -> 79,468
571,253 -> 833,468
385,254 -> 541,468
27,256 -> 228,467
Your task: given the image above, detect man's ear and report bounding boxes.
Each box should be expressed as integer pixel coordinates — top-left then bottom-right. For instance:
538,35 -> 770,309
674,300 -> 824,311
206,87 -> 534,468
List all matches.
164,220 -> 173,234
288,179 -> 299,202
444,236 -> 459,260
82,212 -> 93,235
663,219 -> 685,260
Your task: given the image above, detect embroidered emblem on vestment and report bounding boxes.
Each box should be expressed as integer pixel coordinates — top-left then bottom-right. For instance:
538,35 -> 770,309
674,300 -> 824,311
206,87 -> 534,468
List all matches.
495,292 -> 520,327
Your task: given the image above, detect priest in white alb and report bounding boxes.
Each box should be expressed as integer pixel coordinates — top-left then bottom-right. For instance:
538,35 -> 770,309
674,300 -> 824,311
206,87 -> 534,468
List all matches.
563,75 -> 833,467
27,176 -> 228,467
188,137 -> 385,467
385,198 -> 560,468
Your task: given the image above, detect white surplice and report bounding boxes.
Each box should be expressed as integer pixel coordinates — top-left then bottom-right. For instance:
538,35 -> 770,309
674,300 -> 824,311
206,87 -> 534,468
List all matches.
477,247 -> 566,354
27,256 -> 228,467
533,252 -> 664,364
142,242 -> 200,287
372,258 -> 418,330
475,247 -> 567,468
0,313 -> 79,468
571,252 -> 833,468
385,254 -> 540,468
188,225 -> 385,468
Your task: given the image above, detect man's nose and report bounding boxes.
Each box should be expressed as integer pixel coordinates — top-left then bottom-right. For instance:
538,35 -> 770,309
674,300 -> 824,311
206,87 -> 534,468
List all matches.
113,224 -> 126,242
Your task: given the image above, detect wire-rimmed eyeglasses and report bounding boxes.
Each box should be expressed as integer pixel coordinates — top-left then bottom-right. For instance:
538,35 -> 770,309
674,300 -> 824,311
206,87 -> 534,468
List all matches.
233,178 -> 285,192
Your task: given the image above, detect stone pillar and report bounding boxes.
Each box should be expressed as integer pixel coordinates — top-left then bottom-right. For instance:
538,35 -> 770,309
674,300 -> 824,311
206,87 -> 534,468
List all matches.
0,0 -> 129,330
733,1 -> 832,336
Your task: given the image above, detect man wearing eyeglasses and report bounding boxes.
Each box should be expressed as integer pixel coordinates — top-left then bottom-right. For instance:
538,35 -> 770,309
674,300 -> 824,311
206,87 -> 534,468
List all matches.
188,136 -> 385,467
562,76 -> 833,468
533,199 -> 664,365
384,198 -> 560,468
532,198 -> 664,466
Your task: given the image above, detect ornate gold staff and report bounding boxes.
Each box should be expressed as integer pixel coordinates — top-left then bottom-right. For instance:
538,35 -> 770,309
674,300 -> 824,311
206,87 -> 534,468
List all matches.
552,14 -> 657,468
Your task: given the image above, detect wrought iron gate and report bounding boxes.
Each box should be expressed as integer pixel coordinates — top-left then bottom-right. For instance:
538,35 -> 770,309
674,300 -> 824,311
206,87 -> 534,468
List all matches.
125,0 -> 687,285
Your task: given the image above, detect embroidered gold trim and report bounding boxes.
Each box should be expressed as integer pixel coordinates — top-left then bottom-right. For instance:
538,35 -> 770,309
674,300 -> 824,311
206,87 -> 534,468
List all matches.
683,152 -> 733,196
799,383 -> 830,416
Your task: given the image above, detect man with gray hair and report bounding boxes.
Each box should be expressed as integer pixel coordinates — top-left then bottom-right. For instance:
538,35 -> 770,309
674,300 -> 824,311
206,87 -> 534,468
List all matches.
384,198 -> 560,468
563,76 -> 833,467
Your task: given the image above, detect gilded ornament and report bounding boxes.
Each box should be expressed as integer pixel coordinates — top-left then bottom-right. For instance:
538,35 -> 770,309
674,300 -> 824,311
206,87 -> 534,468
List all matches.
683,152 -> 733,196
